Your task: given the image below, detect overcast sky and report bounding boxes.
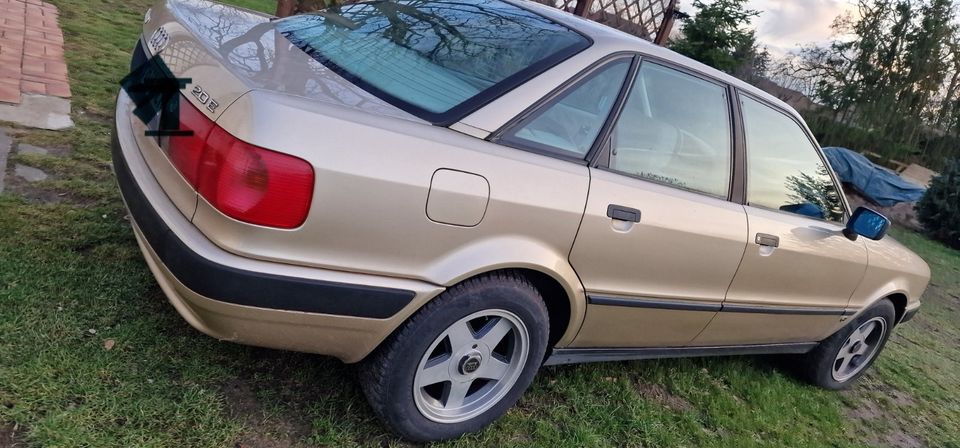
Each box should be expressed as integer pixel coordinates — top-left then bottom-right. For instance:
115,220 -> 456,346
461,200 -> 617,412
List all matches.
676,0 -> 858,56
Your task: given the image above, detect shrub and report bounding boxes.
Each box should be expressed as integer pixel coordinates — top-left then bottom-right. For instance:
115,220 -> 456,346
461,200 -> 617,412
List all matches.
917,158 -> 960,249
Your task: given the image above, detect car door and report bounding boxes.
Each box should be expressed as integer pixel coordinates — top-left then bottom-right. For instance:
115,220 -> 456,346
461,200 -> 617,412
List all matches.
692,93 -> 868,346
567,60 -> 749,348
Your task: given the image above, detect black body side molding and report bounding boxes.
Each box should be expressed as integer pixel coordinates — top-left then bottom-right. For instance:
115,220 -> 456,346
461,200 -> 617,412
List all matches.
544,342 -> 819,366
588,295 -> 721,312
588,295 -> 851,316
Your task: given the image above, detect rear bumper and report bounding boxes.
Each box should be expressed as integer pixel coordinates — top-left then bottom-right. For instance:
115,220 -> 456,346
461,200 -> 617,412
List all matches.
111,92 -> 442,362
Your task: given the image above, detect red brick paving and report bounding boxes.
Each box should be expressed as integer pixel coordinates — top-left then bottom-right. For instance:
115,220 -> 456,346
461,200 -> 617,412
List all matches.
0,0 -> 70,105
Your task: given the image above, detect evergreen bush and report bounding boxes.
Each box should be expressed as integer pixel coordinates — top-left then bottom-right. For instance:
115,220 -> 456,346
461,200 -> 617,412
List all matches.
917,158 -> 960,249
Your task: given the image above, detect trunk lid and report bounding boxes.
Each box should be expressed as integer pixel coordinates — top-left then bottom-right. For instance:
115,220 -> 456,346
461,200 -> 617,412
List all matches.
127,0 -> 417,220
145,0 -> 414,121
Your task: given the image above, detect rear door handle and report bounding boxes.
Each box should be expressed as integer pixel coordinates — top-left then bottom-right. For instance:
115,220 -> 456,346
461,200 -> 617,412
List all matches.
607,204 -> 641,222
755,233 -> 780,248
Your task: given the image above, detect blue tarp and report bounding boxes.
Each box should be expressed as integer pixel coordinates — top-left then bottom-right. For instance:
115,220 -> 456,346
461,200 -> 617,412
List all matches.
822,147 -> 926,207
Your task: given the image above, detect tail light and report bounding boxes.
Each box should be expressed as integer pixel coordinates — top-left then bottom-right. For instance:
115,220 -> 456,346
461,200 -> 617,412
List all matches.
167,96 -> 314,229
167,96 -> 213,186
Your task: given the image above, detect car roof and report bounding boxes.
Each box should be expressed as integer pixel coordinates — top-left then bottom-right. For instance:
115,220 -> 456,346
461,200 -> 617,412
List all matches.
512,0 -> 801,120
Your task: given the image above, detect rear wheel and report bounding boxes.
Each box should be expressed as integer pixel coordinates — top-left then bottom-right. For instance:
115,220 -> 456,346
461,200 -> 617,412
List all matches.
359,272 -> 549,442
800,299 -> 895,389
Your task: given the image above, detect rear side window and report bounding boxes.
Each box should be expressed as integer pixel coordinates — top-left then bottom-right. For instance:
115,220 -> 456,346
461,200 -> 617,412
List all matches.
740,96 -> 845,222
497,59 -> 631,158
608,62 -> 732,197
277,0 -> 590,124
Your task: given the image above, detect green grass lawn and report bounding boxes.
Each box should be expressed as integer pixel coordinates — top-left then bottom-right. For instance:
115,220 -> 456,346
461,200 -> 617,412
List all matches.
1,0 -> 959,446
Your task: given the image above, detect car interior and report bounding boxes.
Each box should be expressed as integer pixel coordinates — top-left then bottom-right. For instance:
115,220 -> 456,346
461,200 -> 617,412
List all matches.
609,63 -> 731,197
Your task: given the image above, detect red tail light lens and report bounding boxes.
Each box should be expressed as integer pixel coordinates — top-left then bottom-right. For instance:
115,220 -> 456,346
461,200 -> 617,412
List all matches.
198,127 -> 314,228
167,96 -> 213,186
169,96 -> 314,229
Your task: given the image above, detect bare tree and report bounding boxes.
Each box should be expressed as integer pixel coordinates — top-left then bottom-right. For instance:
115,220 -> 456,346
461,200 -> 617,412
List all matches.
276,0 -> 333,17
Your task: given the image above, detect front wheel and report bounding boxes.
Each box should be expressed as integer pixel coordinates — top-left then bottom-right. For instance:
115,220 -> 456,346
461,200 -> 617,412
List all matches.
359,272 -> 549,442
800,299 -> 896,389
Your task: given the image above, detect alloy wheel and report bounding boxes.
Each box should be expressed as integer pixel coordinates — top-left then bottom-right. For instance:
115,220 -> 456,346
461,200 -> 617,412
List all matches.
832,317 -> 887,382
412,309 -> 529,423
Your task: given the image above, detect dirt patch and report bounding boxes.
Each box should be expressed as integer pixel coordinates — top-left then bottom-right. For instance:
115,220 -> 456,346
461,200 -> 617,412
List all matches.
222,378 -> 311,448
858,379 -> 920,407
883,431 -> 924,448
846,389 -> 925,447
1,171 -> 101,207
846,190 -> 921,230
888,388 -> 917,407
2,176 -> 63,204
0,423 -> 26,448
635,382 -> 694,412
846,397 -> 884,421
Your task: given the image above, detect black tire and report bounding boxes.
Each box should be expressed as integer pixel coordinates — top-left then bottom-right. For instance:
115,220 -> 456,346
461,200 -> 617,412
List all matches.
358,271 -> 550,442
800,299 -> 896,390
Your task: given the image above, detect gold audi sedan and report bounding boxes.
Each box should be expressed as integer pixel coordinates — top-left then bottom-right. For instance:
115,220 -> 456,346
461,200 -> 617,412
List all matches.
113,0 -> 930,441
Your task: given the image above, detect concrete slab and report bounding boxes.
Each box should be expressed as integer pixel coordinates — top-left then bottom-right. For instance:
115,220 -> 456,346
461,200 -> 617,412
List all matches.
0,128 -> 11,193
15,164 -> 48,182
17,144 -> 49,156
0,94 -> 73,130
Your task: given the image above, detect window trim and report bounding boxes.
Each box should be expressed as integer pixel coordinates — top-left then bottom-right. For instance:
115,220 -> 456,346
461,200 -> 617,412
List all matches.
280,0 -> 594,127
489,52 -> 638,164
592,55 -> 738,202
729,84 -> 747,204
736,89 -> 850,224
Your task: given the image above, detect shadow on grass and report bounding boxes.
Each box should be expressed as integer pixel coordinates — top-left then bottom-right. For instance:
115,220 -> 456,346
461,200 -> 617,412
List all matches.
210,333 -> 810,447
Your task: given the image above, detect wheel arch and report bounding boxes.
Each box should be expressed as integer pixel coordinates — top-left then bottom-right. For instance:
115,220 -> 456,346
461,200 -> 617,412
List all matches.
358,239 -> 588,363
417,237 -> 589,348
847,289 -> 909,326
446,266 -> 586,350
885,292 -> 908,324
483,268 -> 575,350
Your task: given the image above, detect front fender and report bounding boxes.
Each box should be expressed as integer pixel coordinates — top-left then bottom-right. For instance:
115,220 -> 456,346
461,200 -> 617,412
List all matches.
847,238 -> 931,318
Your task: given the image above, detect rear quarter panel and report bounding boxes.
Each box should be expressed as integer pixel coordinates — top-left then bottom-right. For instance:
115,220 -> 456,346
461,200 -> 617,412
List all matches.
192,90 -> 592,342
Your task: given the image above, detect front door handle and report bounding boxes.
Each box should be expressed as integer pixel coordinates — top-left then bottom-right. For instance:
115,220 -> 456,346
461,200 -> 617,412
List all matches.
607,204 -> 641,222
755,233 -> 780,248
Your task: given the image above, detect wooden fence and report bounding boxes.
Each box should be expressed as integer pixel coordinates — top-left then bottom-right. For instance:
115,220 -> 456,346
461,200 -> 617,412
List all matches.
277,0 -> 680,45
532,0 -> 678,44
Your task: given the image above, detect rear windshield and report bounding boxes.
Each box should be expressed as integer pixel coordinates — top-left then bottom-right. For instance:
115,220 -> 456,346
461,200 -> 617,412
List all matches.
276,0 -> 591,124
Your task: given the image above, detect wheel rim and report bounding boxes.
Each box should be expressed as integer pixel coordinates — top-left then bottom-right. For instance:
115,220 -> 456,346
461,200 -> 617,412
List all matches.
412,309 -> 530,424
831,317 -> 887,382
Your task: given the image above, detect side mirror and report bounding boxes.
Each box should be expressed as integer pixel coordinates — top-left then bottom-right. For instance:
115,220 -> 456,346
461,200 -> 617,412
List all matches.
843,207 -> 890,241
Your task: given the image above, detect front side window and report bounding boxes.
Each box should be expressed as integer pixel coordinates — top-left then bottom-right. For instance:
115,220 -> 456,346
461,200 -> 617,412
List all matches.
741,96 -> 845,222
277,0 -> 590,123
498,59 -> 631,158
607,62 -> 732,198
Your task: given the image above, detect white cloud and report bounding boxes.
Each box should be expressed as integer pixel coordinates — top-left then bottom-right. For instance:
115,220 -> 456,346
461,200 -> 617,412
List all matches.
676,0 -> 858,56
